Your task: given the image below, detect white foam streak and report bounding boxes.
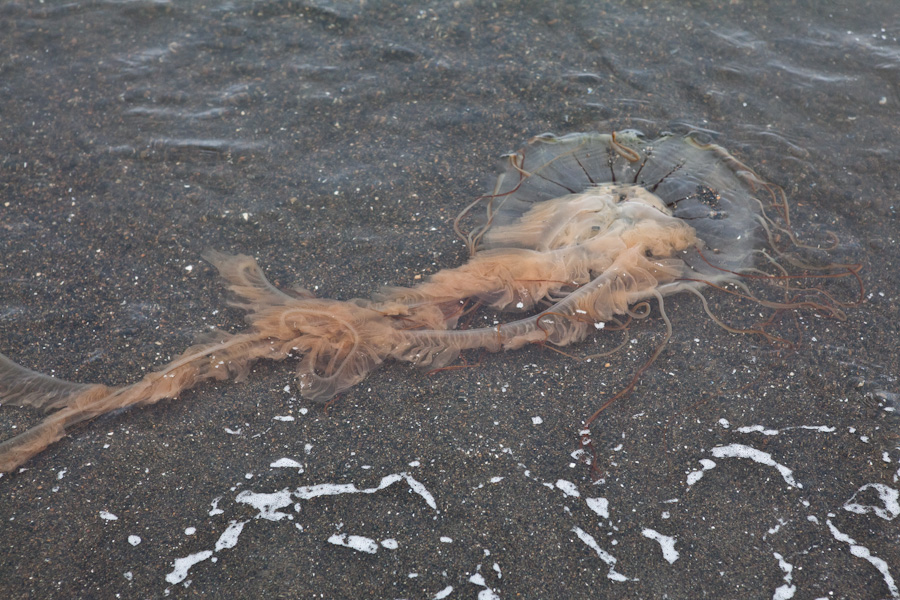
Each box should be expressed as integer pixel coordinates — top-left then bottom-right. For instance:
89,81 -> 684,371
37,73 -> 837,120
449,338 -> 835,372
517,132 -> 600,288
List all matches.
235,489 -> 293,521
572,526 -> 634,582
772,552 -> 796,600
294,472 -> 437,511
827,519 -> 899,598
843,483 -> 900,520
215,520 -> 247,552
165,551 -> 213,585
641,528 -> 679,564
327,533 -> 379,554
710,444 -> 802,489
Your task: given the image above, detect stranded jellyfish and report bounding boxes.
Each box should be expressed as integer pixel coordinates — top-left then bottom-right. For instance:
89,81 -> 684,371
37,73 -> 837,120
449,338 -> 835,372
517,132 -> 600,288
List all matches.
0,131 -> 859,472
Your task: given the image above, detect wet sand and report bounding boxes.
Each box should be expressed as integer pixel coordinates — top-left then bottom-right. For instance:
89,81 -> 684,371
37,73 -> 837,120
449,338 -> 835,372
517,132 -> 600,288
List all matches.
1,1 -> 898,598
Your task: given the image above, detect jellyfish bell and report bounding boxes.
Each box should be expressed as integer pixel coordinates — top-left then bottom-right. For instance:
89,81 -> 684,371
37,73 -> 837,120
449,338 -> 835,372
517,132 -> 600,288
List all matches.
481,183 -> 687,253
467,131 -> 770,291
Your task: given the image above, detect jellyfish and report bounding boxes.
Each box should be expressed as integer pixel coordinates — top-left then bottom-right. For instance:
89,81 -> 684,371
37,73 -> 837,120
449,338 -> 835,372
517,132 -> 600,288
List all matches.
0,131 -> 858,472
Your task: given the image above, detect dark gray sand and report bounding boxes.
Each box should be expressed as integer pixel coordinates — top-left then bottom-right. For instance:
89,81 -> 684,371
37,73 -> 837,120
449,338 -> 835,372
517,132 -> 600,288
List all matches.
1,1 -> 898,598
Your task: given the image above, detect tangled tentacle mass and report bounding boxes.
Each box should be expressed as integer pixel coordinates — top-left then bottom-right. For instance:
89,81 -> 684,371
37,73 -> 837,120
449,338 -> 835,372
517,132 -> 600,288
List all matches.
0,131 -> 859,472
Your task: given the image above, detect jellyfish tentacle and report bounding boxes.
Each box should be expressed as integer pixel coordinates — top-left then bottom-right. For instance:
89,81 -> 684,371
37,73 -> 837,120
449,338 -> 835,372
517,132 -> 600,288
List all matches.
0,131 -> 860,472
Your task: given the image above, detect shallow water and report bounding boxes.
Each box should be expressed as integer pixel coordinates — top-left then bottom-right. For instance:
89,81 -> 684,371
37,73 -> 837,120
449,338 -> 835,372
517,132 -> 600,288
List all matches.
1,1 -> 898,598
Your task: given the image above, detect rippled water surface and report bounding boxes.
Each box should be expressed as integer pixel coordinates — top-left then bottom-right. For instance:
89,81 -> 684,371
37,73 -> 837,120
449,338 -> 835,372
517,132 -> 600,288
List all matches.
1,1 -> 898,598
